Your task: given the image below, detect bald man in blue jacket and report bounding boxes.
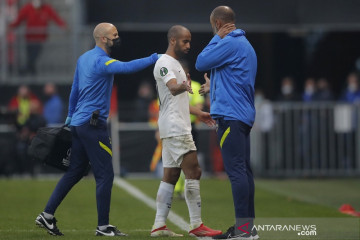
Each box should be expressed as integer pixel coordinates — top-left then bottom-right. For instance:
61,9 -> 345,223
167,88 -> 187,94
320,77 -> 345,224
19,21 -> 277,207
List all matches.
196,6 -> 258,240
35,22 -> 159,237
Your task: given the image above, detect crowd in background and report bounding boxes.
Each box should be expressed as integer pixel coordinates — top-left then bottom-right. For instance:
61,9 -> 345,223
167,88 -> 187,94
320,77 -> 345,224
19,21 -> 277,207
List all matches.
254,71 -> 360,128
0,83 -> 64,176
274,72 -> 360,103
2,70 -> 360,177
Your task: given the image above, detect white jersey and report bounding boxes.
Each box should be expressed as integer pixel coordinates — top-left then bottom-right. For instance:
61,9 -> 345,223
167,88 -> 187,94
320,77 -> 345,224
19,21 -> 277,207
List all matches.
154,54 -> 191,139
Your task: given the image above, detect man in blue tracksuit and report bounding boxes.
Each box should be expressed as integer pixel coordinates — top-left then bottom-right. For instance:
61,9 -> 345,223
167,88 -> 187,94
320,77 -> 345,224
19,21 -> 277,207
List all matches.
35,22 -> 159,237
196,6 -> 258,240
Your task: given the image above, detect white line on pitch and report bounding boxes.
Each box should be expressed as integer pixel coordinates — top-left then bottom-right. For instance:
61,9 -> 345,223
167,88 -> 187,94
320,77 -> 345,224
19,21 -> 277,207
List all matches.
113,177 -> 189,232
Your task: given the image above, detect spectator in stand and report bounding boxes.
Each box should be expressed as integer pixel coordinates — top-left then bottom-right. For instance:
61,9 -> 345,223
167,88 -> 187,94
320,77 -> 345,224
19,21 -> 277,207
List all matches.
15,96 -> 46,176
43,83 -> 63,125
254,89 -> 274,132
148,98 -> 160,127
277,76 -> 300,101
25,100 -> 47,138
340,72 -> 360,103
9,0 -> 67,75
253,89 -> 273,170
133,81 -> 154,122
3,0 -> 19,73
148,98 -> 161,176
8,85 -> 41,128
338,72 -> 360,169
313,77 -> 334,101
302,77 -> 316,102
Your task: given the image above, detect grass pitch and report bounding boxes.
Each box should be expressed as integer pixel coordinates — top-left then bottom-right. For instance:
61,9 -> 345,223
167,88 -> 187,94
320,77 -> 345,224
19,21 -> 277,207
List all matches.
0,177 -> 359,240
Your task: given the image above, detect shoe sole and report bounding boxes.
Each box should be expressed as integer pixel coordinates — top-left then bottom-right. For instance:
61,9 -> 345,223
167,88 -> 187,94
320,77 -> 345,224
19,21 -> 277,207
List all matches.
189,232 -> 223,237
151,233 -> 183,237
35,219 -> 60,236
189,233 -> 223,238
95,230 -> 128,236
151,231 -> 183,237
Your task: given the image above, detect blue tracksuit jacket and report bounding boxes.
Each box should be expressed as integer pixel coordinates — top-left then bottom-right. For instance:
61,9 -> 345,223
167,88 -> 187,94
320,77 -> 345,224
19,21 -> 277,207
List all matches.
196,29 -> 257,127
68,46 -> 158,126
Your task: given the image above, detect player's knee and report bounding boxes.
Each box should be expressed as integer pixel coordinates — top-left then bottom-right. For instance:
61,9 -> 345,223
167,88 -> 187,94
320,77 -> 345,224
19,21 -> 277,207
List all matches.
194,167 -> 202,179
163,169 -> 181,185
170,171 -> 181,184
184,166 -> 201,180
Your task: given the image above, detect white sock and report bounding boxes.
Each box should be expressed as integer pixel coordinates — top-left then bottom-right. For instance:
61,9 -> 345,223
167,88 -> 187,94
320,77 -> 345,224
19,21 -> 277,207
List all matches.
42,212 -> 54,219
154,181 -> 174,228
185,179 -> 202,227
98,225 -> 109,231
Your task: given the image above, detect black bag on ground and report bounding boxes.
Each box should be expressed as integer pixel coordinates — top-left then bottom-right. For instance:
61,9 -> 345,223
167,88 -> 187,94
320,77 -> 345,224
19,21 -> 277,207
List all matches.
28,126 -> 72,171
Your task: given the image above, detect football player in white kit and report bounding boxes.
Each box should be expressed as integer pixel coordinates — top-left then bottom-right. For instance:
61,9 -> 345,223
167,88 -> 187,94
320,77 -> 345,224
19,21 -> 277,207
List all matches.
151,25 -> 222,237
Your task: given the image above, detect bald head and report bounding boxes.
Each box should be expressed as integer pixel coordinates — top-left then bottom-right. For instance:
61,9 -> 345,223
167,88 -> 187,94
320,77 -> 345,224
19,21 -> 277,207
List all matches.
165,25 -> 191,59
92,23 -> 120,54
93,23 -> 116,43
210,6 -> 235,24
167,25 -> 190,43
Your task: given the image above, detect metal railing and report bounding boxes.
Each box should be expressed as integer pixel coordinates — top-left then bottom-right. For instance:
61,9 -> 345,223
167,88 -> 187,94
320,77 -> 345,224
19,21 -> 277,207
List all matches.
251,102 -> 360,177
1,102 -> 359,177
110,102 -> 360,177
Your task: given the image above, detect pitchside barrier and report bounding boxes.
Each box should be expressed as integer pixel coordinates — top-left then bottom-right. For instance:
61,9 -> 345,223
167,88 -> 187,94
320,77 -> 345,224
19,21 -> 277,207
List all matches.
1,102 -> 359,177
111,102 -> 360,177
251,101 -> 360,177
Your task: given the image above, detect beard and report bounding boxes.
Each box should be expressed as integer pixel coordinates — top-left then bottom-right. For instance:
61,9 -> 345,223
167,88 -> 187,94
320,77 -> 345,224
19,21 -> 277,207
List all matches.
174,44 -> 189,59
175,49 -> 186,59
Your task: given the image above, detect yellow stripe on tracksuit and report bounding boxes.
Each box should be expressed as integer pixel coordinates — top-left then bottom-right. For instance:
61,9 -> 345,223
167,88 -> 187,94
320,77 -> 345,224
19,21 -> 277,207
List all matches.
220,127 -> 230,148
99,141 -> 112,156
105,59 -> 118,66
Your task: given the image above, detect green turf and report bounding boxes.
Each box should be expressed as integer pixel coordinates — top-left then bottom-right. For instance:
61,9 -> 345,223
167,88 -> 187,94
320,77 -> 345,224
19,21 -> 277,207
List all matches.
128,178 -> 360,239
255,178 -> 360,209
0,177 -> 359,240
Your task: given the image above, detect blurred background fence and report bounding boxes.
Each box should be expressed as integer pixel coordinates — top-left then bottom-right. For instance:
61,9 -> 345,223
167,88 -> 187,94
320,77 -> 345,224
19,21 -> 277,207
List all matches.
109,103 -> 360,178
251,102 -> 360,177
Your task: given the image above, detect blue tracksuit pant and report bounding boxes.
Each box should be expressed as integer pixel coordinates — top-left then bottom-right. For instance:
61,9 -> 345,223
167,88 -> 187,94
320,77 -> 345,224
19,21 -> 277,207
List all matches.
216,118 -> 255,219
44,121 -> 114,226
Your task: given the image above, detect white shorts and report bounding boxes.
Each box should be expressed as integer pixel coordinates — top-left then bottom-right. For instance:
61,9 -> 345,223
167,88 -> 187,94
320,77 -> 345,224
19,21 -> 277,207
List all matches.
162,134 -> 197,168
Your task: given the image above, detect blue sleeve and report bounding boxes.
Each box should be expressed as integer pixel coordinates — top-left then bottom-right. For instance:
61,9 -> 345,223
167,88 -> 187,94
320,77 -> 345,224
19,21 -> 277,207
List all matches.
68,64 -> 79,117
195,35 -> 234,71
97,53 -> 158,75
